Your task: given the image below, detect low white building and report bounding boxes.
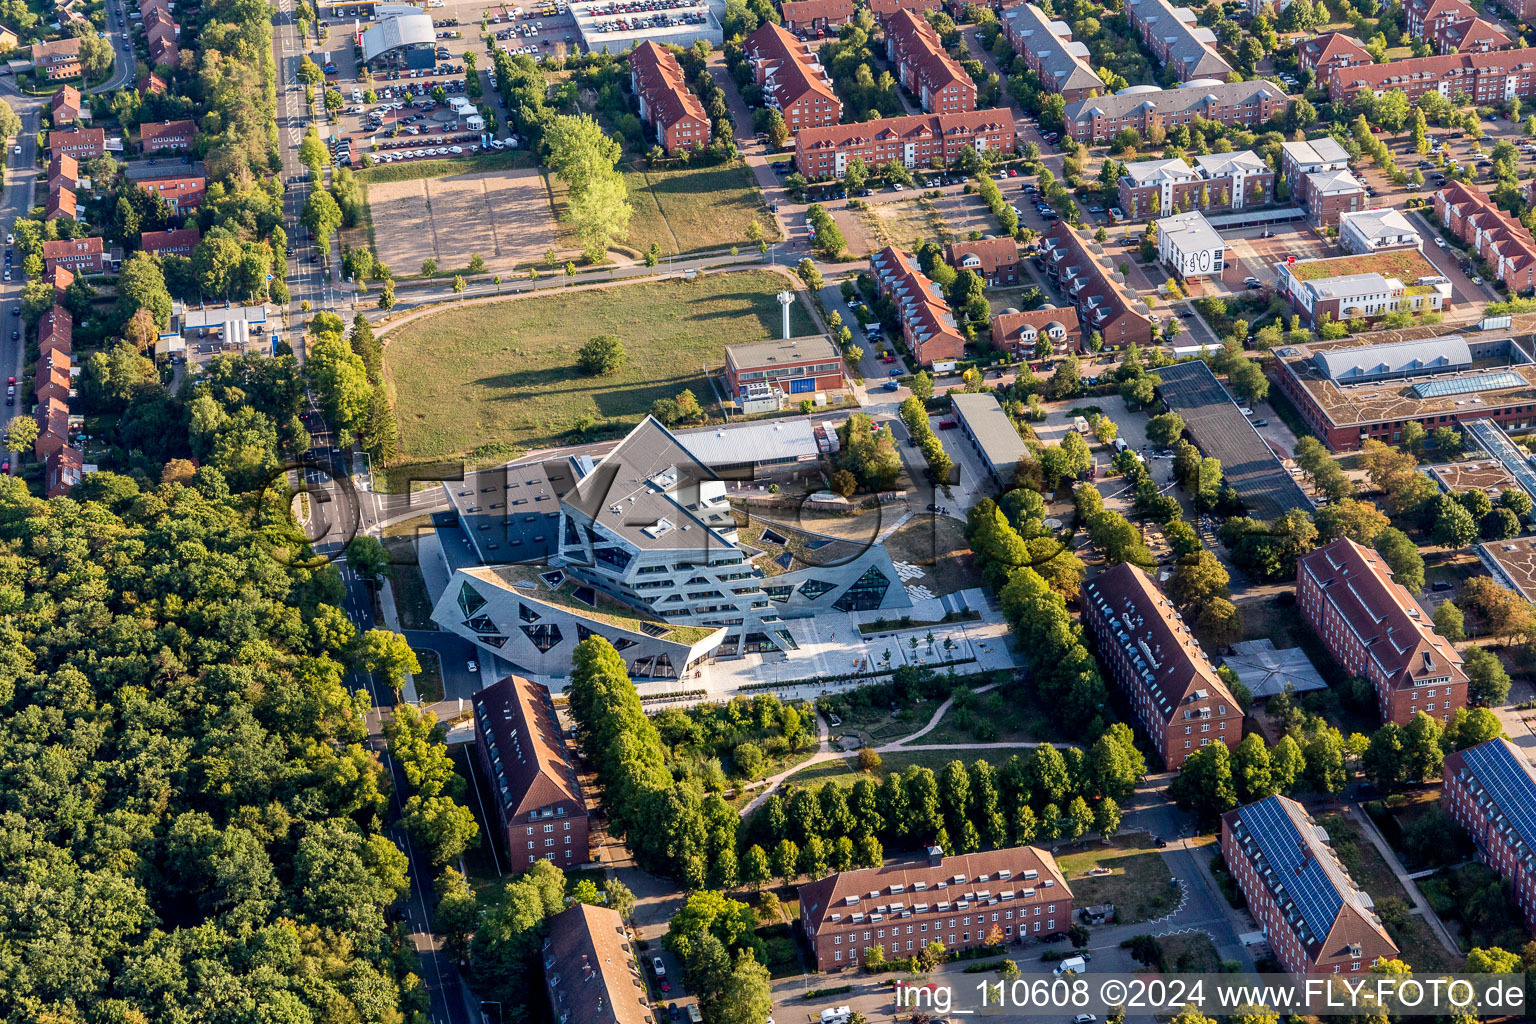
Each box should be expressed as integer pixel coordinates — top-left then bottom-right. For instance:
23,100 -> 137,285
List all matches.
1157,210 -> 1225,279
1338,208 -> 1422,255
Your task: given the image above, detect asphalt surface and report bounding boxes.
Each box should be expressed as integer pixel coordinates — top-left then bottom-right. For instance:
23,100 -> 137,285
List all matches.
0,81 -> 41,390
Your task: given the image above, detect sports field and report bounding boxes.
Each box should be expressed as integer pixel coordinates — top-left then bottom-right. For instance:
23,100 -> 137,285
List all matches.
382,271 -> 816,460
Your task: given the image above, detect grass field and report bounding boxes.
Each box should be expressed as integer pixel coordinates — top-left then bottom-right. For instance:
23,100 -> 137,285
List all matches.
410,647 -> 445,703
783,745 -> 1043,791
354,149 -> 535,184
854,197 -> 957,252
1055,834 -> 1178,925
546,161 -> 776,256
882,514 -> 983,597
382,271 -> 816,460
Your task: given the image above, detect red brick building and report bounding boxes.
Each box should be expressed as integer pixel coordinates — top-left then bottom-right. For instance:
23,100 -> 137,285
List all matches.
1281,137 -> 1365,230
1063,79 -> 1287,144
139,72 -> 168,97
1003,4 -> 1104,103
34,396 -> 70,460
745,23 -> 842,132
31,38 -> 82,81
629,42 -> 711,155
50,85 -> 83,125
141,226 -> 201,257
44,446 -> 83,498
1125,0 -> 1233,81
1326,46 -> 1536,103
47,153 -> 76,193
780,0 -> 855,36
1435,180 -> 1536,295
869,0 -> 946,23
472,674 -> 591,870
137,175 -> 207,213
989,305 -> 1081,360
1298,32 -> 1374,82
46,187 -> 77,222
38,307 -> 72,357
541,905 -> 651,1024
724,335 -> 844,396
1501,0 -> 1536,23
43,237 -> 106,276
1406,0 -> 1512,54
798,846 -> 1072,971
34,354 -> 70,409
885,9 -> 976,114
1082,561 -> 1242,769
1441,738 -> 1536,934
870,245 -> 966,367
1035,221 -> 1156,351
1221,796 -> 1399,975
140,119 -> 197,153
48,127 -> 105,160
149,35 -> 180,68
944,237 -> 1019,286
793,108 -> 1014,178
1298,538 -> 1467,726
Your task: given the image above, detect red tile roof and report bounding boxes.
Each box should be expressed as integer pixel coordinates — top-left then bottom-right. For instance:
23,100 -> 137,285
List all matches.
745,23 -> 840,115
50,84 -> 81,121
1040,220 -> 1155,338
629,41 -> 709,134
869,0 -> 945,19
944,237 -> 1019,277
886,8 -> 972,100
45,446 -> 83,498
141,119 -> 196,150
48,152 -> 78,185
1328,45 -> 1536,98
46,187 -> 77,220
49,127 -> 104,152
472,675 -> 586,822
1297,538 -> 1467,691
794,108 -> 1014,153
780,0 -> 855,23
869,245 -> 966,366
140,226 -> 201,254
1298,32 -> 1372,74
542,905 -> 651,1024
42,237 -> 104,259
989,305 -> 1081,351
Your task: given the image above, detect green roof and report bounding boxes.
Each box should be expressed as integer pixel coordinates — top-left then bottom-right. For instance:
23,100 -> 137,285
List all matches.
466,564 -> 720,646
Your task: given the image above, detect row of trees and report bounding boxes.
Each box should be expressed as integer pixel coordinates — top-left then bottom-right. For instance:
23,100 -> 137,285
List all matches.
384,705 -> 480,868
899,396 -> 955,490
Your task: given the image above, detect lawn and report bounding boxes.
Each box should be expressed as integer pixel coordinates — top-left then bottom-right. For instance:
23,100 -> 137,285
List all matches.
914,686 -> 1070,746
987,285 -> 1046,318
1055,833 -> 1178,926
382,271 -> 816,460
853,197 -> 957,252
410,646 -> 445,703
1157,932 -> 1222,973
353,149 -> 535,184
547,161 -> 776,256
1316,813 -> 1464,973
781,745 -> 1045,790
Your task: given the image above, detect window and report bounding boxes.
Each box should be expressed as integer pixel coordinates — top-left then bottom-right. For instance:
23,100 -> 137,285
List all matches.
522,623 -> 564,652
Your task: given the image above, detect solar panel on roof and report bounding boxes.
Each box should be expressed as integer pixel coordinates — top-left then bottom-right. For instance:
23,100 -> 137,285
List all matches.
1460,741 -> 1536,855
1239,798 -> 1343,945
1408,371 -> 1526,400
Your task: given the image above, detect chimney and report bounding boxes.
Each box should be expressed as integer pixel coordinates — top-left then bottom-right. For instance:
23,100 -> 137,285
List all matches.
927,845 -> 944,867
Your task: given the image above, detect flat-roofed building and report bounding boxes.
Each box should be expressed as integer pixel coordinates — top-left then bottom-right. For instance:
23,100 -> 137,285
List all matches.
1297,538 -> 1467,726
989,305 -> 1081,361
1338,208 -> 1422,255
1221,796 -> 1398,974
1004,4 -> 1103,103
724,335 -> 844,397
1126,0 -> 1233,80
949,392 -> 1029,487
1082,561 -> 1242,769
798,845 -> 1072,971
542,904 -> 651,1024
1156,210 -> 1225,280
473,674 -> 591,869
1276,251 -> 1451,327
1428,458 -> 1519,498
1441,737 -> 1536,933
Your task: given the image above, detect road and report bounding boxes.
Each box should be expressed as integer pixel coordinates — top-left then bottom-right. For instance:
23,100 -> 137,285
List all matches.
93,0 -> 138,94
0,80 -> 42,389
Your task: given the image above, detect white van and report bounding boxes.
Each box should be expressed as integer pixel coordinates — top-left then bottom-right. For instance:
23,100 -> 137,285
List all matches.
1054,955 -> 1088,976
351,86 -> 362,102
819,1008 -> 851,1024
686,1006 -> 702,1024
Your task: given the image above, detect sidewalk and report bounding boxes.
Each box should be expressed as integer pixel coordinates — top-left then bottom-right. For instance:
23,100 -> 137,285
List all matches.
1349,802 -> 1461,957
377,577 -> 421,704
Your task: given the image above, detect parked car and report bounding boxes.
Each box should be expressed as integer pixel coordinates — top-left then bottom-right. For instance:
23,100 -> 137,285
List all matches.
938,419 -> 957,429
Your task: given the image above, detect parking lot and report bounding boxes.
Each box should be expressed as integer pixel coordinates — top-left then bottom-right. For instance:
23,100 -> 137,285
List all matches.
1221,224 -> 1336,288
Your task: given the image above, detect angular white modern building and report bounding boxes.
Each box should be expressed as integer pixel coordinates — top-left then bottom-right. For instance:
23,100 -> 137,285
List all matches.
1157,210 -> 1226,280
433,417 -> 908,680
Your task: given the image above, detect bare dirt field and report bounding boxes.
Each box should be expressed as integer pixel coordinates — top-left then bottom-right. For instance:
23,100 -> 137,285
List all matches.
369,167 -> 559,273
1223,224 -> 1338,287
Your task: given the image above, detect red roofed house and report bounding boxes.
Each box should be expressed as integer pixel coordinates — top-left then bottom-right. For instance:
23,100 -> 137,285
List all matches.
1407,0 -> 1512,54
1082,561 -> 1242,768
48,153 -> 77,192
1326,46 -> 1536,102
141,226 -> 201,257
944,237 -> 1020,286
31,38 -> 82,81
1436,180 -> 1536,294
1037,220 -> 1155,351
46,187 -> 77,222
43,237 -> 106,275
50,85 -> 84,125
34,397 -> 70,460
46,266 -> 74,301
148,36 -> 180,68
44,446 -> 84,498
989,305 -> 1082,360
744,23 -> 842,132
628,42 -> 711,156
1298,32 -> 1374,81
794,109 -> 1014,178
869,245 -> 966,367
139,72 -> 168,96
780,0 -> 855,36
472,674 -> 591,869
1298,538 -> 1468,726
799,845 -> 1073,971
138,175 -> 207,213
140,119 -> 197,153
38,306 -> 72,357
34,355 -> 71,409
869,0 -> 946,23
49,127 -> 105,160
885,9 -> 976,113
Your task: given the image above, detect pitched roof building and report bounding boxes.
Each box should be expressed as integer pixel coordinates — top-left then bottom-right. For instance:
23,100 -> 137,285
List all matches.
472,674 -> 591,870
744,23 -> 841,132
1221,796 -> 1398,974
31,37 -> 81,80
793,108 -> 1014,178
1035,221 -> 1156,350
541,904 -> 651,1024
1441,737 -> 1536,932
50,84 -> 83,125
1082,561 -> 1241,769
141,226 -> 201,257
1297,538 -> 1468,726
1326,46 -> 1536,102
44,446 -> 83,498
869,245 -> 966,367
136,174 -> 207,212
868,0 -> 945,22
1298,31 -> 1374,80
1126,0 -> 1233,80
1003,4 -> 1103,103
943,236 -> 1020,286
988,304 -> 1081,360
1337,208 -> 1422,255
779,0 -> 855,34
1407,0 -> 1512,54
1435,180 -> 1536,294
42,236 -> 106,275
140,118 -> 197,152
48,153 -> 77,192
48,126 -> 105,160
629,41 -> 711,155
798,845 -> 1073,971
45,186 -> 76,221
885,8 -> 976,113
1064,79 -> 1287,144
